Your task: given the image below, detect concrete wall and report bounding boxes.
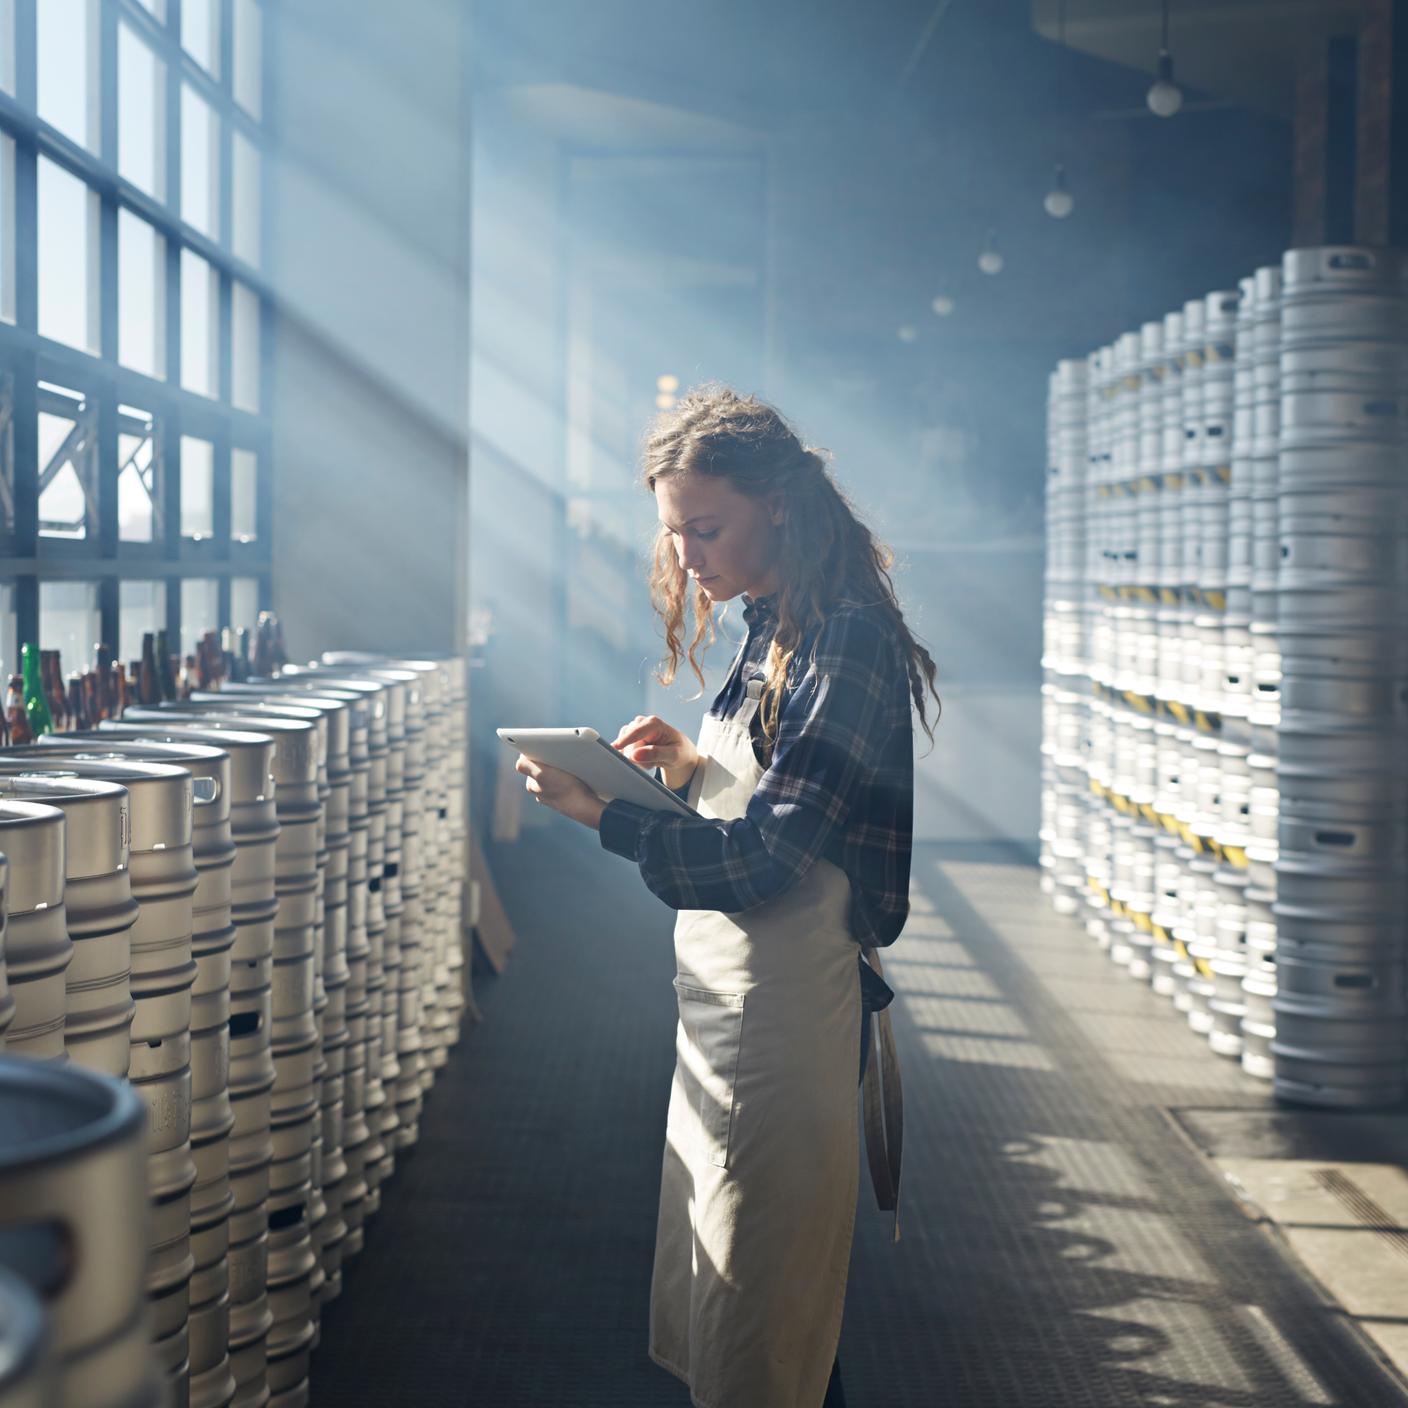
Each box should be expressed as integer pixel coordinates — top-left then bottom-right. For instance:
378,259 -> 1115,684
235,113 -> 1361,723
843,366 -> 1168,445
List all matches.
266,0 -> 471,659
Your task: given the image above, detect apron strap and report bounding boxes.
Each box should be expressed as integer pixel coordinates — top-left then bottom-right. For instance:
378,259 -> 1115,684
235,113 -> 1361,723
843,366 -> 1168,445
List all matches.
860,945 -> 904,1242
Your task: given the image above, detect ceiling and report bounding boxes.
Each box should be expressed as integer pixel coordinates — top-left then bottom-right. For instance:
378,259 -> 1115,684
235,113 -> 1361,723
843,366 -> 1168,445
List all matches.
1029,0 -> 1370,119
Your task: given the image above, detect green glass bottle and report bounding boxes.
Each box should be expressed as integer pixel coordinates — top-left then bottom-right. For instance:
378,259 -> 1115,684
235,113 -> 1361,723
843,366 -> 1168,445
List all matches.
21,642 -> 54,737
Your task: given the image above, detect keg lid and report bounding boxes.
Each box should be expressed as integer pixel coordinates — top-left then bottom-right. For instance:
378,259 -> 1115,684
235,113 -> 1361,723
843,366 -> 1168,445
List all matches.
123,708 -> 318,788
0,756 -> 191,853
0,801 -> 65,912
0,1056 -> 146,1172
0,775 -> 128,880
0,1264 -> 49,1392
220,681 -> 371,739
96,723 -> 275,808
191,691 -> 349,768
285,665 -> 406,735
41,737 -> 231,829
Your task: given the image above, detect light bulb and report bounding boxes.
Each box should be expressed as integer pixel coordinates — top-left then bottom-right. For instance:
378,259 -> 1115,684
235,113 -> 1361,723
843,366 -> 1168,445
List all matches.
1043,164 -> 1074,219
931,294 -> 955,317
897,324 -> 919,344
1146,50 -> 1182,117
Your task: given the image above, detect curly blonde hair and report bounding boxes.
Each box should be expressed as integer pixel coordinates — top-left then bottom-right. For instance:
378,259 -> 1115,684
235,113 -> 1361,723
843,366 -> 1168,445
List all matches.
643,383 -> 941,758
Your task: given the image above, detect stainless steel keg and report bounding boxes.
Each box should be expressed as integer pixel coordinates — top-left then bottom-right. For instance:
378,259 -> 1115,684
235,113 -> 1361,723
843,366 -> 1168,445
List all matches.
0,755 -> 199,1384
0,1056 -> 163,1408
0,854 -> 11,1050
0,804 -> 69,1062
0,773 -> 134,1079
120,709 -> 320,1407
94,723 -> 280,1408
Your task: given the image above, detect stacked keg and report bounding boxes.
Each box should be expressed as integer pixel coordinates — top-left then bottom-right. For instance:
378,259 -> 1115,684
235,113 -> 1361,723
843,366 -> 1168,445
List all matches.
124,706 -> 323,1408
0,802 -> 69,1062
1041,247 -> 1408,1109
0,775 -> 135,1080
0,754 -> 200,1403
36,737 -> 242,1408
1039,359 -> 1091,920
97,722 -> 281,1408
1272,247 -> 1408,1108
0,648 -> 470,1405
0,1058 -> 164,1408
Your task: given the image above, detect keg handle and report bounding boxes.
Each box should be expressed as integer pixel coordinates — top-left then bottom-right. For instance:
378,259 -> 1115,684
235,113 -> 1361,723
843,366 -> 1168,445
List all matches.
0,1221 -> 75,1302
192,777 -> 220,805
1326,251 -> 1374,271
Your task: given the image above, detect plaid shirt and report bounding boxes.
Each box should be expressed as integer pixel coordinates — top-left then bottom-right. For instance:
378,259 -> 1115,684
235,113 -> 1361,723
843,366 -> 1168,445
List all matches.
598,591 -> 914,948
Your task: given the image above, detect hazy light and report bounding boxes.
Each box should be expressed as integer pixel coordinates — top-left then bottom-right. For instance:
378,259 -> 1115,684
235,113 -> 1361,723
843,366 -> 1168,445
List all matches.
897,324 -> 918,343
931,294 -> 955,317
655,392 -> 676,409
1147,51 -> 1182,117
978,231 -> 1004,275
657,373 -> 679,392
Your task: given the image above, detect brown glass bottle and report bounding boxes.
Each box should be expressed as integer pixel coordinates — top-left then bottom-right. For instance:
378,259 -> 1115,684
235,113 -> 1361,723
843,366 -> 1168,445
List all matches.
139,633 -> 160,707
114,662 -> 131,718
6,673 -> 32,744
42,650 -> 67,730
66,672 -> 87,731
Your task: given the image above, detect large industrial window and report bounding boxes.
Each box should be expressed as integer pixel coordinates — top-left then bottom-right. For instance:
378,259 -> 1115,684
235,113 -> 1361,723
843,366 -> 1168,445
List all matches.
0,0 -> 272,678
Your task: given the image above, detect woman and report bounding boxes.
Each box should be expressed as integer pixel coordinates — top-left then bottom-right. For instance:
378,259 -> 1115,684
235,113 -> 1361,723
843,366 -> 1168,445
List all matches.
515,385 -> 941,1408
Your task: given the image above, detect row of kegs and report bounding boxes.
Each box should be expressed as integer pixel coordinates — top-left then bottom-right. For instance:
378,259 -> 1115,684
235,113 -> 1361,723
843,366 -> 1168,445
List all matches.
0,651 -> 470,1408
1040,244 -> 1408,1109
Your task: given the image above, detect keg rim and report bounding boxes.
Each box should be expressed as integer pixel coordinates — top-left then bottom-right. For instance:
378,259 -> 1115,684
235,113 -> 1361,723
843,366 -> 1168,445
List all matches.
0,1057 -> 145,1171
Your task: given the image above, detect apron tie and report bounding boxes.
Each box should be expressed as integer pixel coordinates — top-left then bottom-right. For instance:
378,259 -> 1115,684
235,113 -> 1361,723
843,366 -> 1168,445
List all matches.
860,945 -> 904,1242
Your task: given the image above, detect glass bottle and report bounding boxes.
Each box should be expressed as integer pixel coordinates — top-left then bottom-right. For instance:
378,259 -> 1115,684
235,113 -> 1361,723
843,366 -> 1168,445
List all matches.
6,673 -> 31,744
21,644 -> 54,737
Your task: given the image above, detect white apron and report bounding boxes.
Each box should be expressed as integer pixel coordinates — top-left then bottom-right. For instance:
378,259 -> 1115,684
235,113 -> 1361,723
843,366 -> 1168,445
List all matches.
648,678 -> 861,1408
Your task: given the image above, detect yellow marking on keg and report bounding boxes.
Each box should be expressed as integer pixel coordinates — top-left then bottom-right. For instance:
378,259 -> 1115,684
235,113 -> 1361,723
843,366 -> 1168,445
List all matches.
1215,466 -> 1231,483
1138,477 -> 1158,494
1223,844 -> 1249,869
1190,469 -> 1206,486
1152,924 -> 1171,946
1161,813 -> 1183,837
1201,590 -> 1227,612
1124,375 -> 1141,391
1089,779 -> 1106,798
1140,803 -> 1160,825
1204,836 -> 1225,861
1175,938 -> 1189,959
1165,474 -> 1185,490
1160,587 -> 1180,605
1132,585 -> 1158,603
1123,691 -> 1152,713
1167,700 -> 1191,724
1186,350 -> 1204,368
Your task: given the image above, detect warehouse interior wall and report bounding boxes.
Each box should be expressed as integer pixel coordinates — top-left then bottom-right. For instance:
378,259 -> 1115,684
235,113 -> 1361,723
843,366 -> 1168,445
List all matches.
267,0 -> 472,660
470,1 -> 1293,847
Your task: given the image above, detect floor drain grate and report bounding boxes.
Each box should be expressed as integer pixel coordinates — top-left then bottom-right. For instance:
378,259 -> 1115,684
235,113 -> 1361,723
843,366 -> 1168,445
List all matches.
1311,1167 -> 1408,1263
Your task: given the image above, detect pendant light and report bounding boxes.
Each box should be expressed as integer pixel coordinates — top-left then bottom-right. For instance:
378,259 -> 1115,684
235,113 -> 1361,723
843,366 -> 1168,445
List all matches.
1146,0 -> 1183,117
978,230 -> 1004,275
1044,164 -> 1074,219
1044,0 -> 1075,218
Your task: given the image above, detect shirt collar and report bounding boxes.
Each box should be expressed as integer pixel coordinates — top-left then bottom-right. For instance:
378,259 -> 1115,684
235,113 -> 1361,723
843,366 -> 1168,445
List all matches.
741,591 -> 778,628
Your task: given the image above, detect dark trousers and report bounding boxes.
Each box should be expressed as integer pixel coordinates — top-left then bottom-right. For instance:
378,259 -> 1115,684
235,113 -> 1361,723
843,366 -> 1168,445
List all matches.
823,1353 -> 848,1407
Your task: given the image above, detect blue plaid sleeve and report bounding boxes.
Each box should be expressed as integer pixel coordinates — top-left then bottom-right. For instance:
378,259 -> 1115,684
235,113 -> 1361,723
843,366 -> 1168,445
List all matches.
599,608 -> 899,914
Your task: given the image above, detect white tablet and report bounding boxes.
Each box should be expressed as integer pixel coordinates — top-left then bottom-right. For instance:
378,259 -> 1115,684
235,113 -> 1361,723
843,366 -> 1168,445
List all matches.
497,726 -> 696,816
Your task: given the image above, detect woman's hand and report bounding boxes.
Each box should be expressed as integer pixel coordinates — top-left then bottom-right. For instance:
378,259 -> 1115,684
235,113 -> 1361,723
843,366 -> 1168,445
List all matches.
611,715 -> 699,791
514,755 -> 607,830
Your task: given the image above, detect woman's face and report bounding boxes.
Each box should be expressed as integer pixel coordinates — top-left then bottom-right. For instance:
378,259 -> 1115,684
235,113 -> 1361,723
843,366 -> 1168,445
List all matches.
656,472 -> 784,604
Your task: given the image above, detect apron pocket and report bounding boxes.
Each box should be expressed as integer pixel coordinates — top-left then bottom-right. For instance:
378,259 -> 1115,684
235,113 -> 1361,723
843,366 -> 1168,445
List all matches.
671,980 -> 746,1169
